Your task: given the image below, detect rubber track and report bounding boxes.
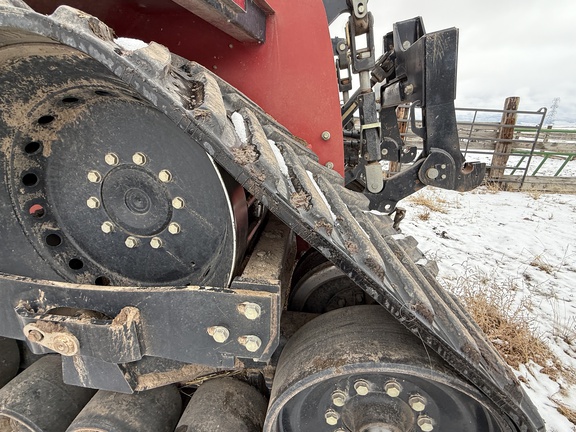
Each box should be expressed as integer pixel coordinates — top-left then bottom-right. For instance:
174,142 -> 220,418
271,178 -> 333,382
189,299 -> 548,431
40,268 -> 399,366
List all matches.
0,2 -> 543,431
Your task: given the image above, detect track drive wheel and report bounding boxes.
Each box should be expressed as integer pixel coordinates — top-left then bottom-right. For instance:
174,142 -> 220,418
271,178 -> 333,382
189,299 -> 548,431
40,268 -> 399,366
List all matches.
0,29 -> 247,287
264,306 -> 513,432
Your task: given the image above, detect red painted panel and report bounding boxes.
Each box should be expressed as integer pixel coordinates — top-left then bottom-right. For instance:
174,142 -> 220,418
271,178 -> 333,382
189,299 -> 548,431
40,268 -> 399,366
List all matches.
232,0 -> 246,10
26,0 -> 344,175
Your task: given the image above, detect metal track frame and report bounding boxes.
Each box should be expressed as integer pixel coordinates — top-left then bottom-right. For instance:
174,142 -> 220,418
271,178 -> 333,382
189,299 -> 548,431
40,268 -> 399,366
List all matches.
0,2 -> 543,430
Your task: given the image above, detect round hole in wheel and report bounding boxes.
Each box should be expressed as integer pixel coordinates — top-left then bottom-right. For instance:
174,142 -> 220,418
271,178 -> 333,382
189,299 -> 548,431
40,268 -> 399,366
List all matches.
94,276 -> 111,286
45,233 -> 62,247
29,204 -> 45,218
37,115 -> 55,125
62,97 -> 79,103
68,259 -> 84,270
94,90 -> 111,96
22,173 -> 39,187
24,141 -> 42,154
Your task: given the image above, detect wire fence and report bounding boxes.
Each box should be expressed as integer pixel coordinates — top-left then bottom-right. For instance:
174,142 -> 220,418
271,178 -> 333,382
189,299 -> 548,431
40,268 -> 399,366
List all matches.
396,103 -> 576,193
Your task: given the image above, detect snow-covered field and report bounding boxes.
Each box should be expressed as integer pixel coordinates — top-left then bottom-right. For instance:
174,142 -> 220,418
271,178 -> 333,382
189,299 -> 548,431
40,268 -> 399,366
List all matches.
400,169 -> 576,431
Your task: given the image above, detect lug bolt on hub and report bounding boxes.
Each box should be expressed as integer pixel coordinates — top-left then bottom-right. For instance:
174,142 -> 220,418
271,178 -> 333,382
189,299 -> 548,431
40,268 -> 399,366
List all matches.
86,197 -> 101,209
125,236 -> 139,249
150,237 -> 163,249
417,415 -> 434,431
132,152 -> 148,166
207,326 -> 230,343
324,410 -> 339,426
168,222 -> 181,235
331,390 -> 346,407
354,380 -> 370,396
87,170 -> 102,183
158,169 -> 173,183
101,221 -> 115,234
384,381 -> 402,397
105,152 -> 119,166
172,197 -> 185,209
409,394 -> 427,412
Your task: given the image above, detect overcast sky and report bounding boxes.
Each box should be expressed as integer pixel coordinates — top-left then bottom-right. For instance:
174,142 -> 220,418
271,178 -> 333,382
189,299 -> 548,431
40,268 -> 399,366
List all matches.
332,0 -> 575,126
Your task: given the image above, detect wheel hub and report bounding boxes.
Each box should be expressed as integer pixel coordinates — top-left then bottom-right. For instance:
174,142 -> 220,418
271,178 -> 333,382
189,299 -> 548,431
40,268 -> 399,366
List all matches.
101,166 -> 172,235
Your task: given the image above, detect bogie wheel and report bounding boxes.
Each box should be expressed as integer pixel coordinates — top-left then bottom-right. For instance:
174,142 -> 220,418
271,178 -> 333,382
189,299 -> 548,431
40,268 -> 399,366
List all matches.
264,305 -> 513,432
289,249 -> 375,313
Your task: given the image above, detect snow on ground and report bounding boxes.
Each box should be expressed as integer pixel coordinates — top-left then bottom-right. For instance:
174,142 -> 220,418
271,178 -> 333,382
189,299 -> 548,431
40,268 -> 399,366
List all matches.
399,171 -> 576,431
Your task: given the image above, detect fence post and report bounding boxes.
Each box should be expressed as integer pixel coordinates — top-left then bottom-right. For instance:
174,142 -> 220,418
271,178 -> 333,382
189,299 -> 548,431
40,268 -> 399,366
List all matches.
489,96 -> 520,180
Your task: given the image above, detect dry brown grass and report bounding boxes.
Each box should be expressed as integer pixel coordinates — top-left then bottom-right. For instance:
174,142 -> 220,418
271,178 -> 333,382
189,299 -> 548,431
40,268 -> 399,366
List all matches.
484,181 -> 503,194
556,402 -> 576,425
530,254 -> 554,274
447,270 -> 553,368
417,210 -> 431,221
408,193 -> 448,213
528,190 -> 543,200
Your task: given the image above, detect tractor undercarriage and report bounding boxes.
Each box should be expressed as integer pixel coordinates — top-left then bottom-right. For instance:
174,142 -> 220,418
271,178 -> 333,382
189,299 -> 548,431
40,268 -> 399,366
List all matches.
0,1 -> 544,431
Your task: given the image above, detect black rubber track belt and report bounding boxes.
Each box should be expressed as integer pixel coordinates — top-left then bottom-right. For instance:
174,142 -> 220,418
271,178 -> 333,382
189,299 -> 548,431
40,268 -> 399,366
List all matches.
0,2 -> 544,431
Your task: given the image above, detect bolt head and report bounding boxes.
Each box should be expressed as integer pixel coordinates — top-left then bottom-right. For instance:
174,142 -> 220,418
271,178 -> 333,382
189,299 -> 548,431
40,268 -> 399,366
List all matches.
441,174 -> 447,179
101,221 -> 115,234
27,329 -> 44,343
150,237 -> 163,249
338,43 -> 346,51
357,4 -> 365,13
402,40 -> 411,50
331,390 -> 346,407
172,197 -> 185,209
384,381 -> 402,397
426,167 -> 439,180
417,416 -> 434,431
168,222 -> 181,235
125,236 -> 139,248
87,170 -> 102,183
325,161 -> 335,170
240,302 -> 261,320
132,152 -> 148,165
159,169 -> 173,183
105,152 -> 119,166
354,380 -> 369,396
53,335 -> 79,356
409,395 -> 427,412
86,197 -> 101,209
239,335 -> 262,352
325,410 -> 339,426
381,148 -> 389,156
321,131 -> 331,141
208,326 -> 230,343
440,164 -> 447,169
404,84 -> 415,95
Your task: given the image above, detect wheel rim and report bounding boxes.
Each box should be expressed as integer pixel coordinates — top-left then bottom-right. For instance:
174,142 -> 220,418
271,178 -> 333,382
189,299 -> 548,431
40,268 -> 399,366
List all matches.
264,306 -> 513,432
0,31 -> 246,287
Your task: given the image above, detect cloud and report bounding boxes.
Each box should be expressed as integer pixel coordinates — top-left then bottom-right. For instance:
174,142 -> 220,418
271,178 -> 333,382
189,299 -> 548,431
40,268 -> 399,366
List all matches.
332,0 -> 576,125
